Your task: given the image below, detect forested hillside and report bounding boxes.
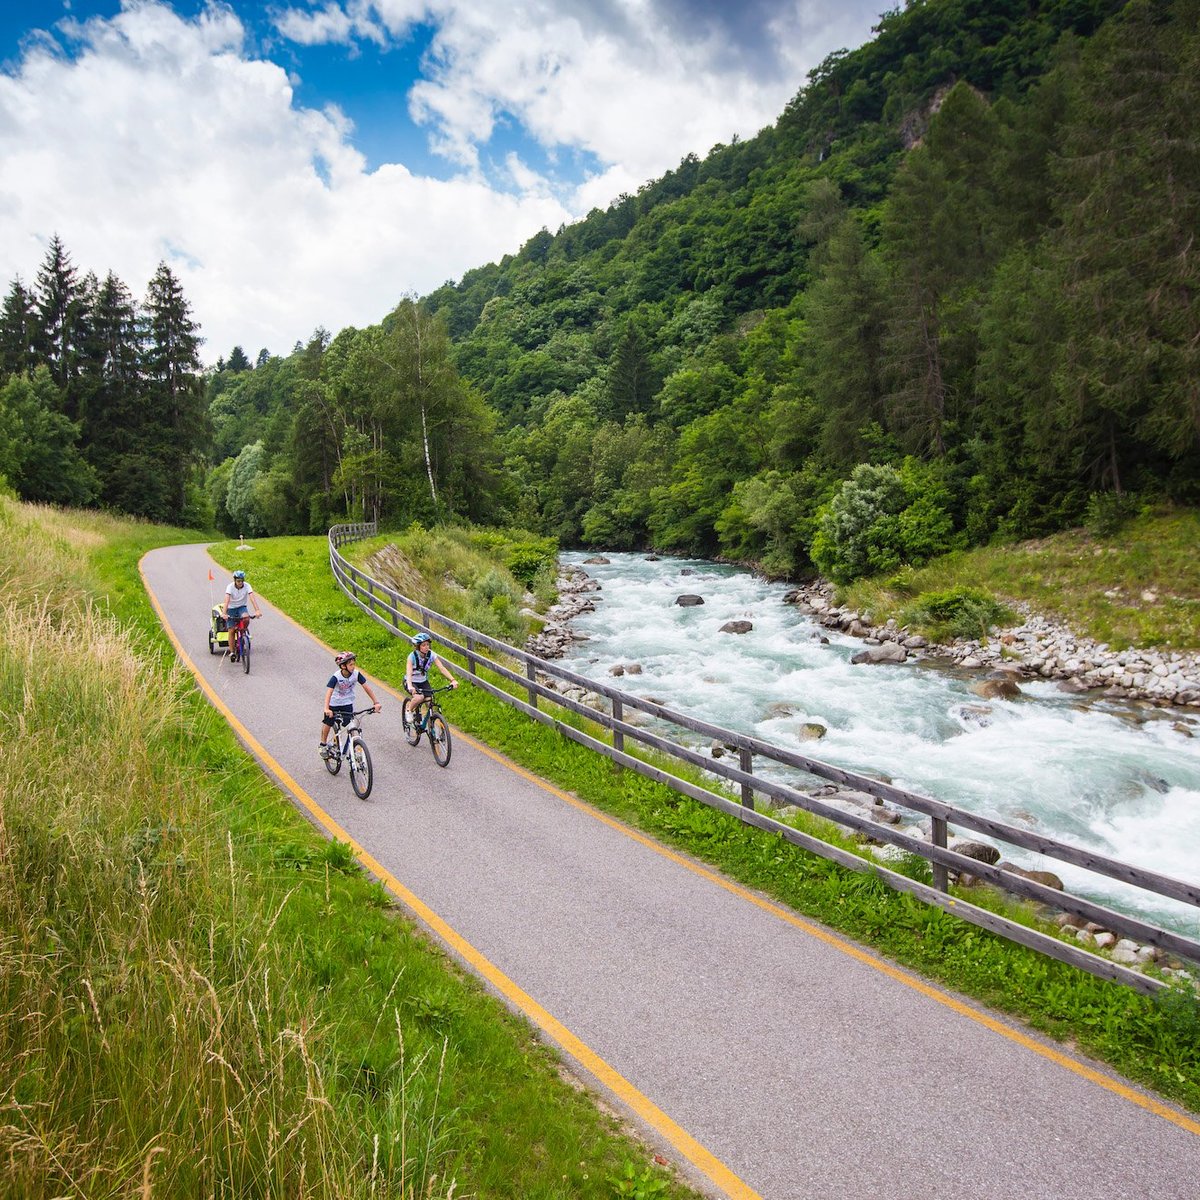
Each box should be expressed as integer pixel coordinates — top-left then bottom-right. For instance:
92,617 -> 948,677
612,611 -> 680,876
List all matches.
419,0 -> 1199,580
6,0 -> 1194,587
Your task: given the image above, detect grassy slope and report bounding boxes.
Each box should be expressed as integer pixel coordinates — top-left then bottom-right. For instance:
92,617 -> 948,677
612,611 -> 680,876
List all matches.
842,508 -> 1200,651
207,532 -> 1200,1119
0,501 -> 702,1200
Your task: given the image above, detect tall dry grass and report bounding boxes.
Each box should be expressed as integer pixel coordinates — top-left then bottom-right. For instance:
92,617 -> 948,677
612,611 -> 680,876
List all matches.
0,498 -> 453,1198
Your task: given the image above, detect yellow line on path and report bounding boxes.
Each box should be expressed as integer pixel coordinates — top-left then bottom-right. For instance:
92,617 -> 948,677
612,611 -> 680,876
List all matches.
141,552 -> 764,1200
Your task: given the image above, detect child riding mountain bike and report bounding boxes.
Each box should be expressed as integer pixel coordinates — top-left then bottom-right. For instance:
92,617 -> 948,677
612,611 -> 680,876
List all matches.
403,632 -> 458,730
320,651 -> 382,758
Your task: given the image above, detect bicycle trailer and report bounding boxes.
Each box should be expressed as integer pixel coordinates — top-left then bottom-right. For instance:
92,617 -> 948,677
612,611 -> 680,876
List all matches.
208,604 -> 230,654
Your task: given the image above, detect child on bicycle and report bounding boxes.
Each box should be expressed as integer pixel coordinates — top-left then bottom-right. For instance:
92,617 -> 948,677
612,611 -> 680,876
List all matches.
222,568 -> 262,661
320,651 -> 381,758
403,632 -> 459,730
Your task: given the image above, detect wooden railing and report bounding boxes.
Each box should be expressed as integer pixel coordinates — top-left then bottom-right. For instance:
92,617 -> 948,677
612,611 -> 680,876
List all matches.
330,524 -> 1200,996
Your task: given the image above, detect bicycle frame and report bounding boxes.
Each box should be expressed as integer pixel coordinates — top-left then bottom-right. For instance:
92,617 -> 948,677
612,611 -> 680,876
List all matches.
404,685 -> 453,766
325,707 -> 375,798
230,616 -> 251,656
409,684 -> 453,727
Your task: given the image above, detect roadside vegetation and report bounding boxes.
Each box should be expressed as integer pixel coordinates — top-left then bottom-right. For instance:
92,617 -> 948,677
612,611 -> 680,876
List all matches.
841,506 -> 1200,650
347,525 -> 558,643
210,529 -> 1200,1118
0,496 -> 703,1200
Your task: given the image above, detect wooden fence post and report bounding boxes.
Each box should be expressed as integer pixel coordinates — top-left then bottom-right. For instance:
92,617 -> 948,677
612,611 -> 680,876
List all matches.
931,816 -> 949,892
740,747 -> 754,810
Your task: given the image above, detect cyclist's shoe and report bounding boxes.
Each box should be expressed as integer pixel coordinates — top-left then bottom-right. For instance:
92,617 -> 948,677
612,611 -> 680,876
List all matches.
319,744 -> 332,759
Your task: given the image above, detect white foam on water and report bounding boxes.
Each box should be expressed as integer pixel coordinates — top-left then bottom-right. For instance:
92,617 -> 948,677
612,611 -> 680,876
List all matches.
560,552 -> 1200,935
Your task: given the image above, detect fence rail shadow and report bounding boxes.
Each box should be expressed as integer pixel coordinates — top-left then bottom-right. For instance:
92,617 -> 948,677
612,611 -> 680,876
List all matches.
330,522 -> 1200,996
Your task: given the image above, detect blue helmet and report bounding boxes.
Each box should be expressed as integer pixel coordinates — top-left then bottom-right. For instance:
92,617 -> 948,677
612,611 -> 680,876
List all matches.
233,569 -> 246,581
411,632 -> 432,646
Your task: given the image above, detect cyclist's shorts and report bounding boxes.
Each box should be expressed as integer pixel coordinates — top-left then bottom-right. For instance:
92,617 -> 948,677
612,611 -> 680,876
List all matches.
228,605 -> 249,622
323,705 -> 354,729
406,680 -> 434,698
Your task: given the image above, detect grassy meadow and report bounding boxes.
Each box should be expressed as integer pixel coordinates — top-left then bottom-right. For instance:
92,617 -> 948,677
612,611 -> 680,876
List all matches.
207,529 -> 1200,1118
0,498 -> 703,1200
842,507 -> 1200,650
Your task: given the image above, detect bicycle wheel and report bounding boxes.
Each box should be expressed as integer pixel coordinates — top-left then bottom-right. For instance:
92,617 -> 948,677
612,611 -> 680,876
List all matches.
403,710 -> 422,746
428,714 -> 452,767
349,736 -> 373,799
325,737 -> 342,775
208,629 -> 217,655
242,633 -> 251,673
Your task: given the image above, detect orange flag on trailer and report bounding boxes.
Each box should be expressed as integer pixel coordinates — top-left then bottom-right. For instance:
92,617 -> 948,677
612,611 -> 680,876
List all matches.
208,569 -> 213,581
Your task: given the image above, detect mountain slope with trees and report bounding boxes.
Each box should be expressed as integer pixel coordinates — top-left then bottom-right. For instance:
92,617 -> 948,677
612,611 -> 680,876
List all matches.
10,0 -> 1192,595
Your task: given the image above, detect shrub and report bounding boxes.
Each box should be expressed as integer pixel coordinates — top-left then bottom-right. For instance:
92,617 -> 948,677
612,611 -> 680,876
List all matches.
902,586 -> 1012,641
811,460 -> 960,584
1085,491 -> 1139,537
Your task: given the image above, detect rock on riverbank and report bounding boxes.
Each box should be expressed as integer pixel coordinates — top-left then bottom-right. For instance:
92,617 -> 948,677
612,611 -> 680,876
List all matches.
782,582 -> 1200,709
524,566 -> 600,659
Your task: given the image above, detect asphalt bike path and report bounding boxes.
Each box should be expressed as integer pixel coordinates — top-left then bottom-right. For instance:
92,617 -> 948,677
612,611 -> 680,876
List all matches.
142,543 -> 1200,1200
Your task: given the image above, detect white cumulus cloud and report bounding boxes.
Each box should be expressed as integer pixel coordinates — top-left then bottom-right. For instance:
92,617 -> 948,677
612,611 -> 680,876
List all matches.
0,0 -> 882,364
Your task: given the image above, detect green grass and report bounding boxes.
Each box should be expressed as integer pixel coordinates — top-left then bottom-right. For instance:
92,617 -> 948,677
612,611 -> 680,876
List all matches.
209,531 -> 1200,1117
842,507 -> 1200,650
0,503 -> 702,1200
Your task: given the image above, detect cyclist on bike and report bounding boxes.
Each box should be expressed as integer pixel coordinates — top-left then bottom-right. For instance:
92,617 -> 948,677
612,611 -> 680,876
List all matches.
320,651 -> 381,758
403,632 -> 459,731
222,569 -> 262,661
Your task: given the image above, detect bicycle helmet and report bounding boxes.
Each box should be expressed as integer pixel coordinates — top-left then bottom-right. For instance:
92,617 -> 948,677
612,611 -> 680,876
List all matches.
334,650 -> 356,666
233,569 -> 246,581
411,632 -> 432,646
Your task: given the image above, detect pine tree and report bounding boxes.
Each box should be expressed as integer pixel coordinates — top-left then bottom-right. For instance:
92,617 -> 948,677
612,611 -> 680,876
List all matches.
804,215 -> 888,466
0,279 -> 40,378
881,83 -> 1004,457
79,271 -> 146,511
141,262 -> 205,521
604,322 -> 655,422
1050,0 -> 1200,490
34,235 -> 83,415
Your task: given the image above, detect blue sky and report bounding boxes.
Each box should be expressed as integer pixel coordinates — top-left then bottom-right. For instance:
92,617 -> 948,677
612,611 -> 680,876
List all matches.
0,1 -> 884,362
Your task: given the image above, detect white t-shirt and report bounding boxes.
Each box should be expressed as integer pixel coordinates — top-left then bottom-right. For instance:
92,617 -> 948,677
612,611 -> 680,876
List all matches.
225,581 -> 254,607
327,670 -> 366,709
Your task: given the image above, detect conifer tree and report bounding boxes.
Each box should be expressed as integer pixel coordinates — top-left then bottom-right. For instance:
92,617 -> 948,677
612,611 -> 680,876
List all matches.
0,279 -> 39,378
1051,0 -> 1200,490
141,262 -> 205,521
80,271 -> 145,511
34,235 -> 83,415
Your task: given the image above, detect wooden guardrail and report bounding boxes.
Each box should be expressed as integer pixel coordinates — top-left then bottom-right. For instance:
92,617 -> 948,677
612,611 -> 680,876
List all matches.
329,523 -> 1200,996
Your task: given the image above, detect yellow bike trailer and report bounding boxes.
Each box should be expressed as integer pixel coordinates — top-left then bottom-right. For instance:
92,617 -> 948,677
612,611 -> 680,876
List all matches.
208,604 -> 230,654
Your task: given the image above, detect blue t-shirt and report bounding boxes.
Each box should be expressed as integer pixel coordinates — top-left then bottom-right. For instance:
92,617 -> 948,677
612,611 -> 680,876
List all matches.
327,670 -> 366,709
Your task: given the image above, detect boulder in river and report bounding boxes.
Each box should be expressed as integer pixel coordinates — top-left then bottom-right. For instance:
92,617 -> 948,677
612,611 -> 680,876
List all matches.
720,620 -> 753,634
971,678 -> 1022,701
676,594 -> 705,607
850,642 -> 907,665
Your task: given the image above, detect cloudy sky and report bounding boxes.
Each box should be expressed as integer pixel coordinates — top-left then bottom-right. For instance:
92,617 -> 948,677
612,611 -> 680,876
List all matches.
0,0 -> 884,365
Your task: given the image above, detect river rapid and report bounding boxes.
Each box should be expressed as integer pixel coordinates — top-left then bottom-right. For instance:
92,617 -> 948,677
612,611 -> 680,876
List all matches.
556,551 -> 1200,938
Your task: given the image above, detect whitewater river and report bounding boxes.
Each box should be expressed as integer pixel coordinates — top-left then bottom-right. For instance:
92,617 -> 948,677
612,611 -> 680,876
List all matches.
557,551 -> 1200,938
